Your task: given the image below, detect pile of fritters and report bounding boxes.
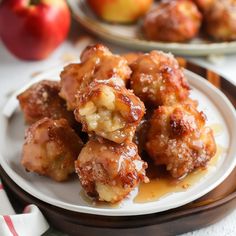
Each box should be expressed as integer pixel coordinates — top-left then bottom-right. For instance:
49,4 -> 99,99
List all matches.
18,44 -> 216,203
143,0 -> 236,42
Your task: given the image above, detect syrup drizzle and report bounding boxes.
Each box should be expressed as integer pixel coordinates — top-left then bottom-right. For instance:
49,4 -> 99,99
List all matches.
134,144 -> 226,203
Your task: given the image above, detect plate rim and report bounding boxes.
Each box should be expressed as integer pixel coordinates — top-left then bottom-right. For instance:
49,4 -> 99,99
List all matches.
0,67 -> 236,216
1,164 -> 236,221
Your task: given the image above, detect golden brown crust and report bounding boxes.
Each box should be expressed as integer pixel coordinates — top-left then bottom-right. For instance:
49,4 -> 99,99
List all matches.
146,104 -> 216,179
130,50 -> 190,107
204,0 -> 236,41
17,80 -> 75,126
21,118 -> 83,182
75,138 -> 148,203
74,81 -> 145,143
143,0 -> 202,42
59,44 -> 131,110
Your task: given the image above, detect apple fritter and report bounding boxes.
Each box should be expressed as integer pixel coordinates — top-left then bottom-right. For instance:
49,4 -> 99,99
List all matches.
143,0 -> 202,42
204,0 -> 236,41
21,118 -> 83,182
146,103 -> 216,179
74,81 -> 145,143
130,50 -> 190,107
17,80 -> 75,125
75,138 -> 149,203
59,44 -> 131,110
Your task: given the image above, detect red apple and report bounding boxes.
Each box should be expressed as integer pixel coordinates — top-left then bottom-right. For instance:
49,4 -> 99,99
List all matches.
87,0 -> 153,23
0,0 -> 71,60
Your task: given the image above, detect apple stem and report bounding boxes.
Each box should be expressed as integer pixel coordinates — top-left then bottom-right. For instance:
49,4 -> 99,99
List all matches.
30,0 -> 41,5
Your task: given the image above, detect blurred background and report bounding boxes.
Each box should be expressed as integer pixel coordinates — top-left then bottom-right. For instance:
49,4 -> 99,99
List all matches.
0,0 -> 236,236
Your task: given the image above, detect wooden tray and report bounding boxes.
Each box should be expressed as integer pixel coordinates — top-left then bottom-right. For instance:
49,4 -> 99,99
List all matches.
1,61 -> 236,236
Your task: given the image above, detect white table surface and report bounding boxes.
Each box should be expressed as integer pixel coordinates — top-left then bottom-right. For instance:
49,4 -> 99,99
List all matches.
0,37 -> 236,236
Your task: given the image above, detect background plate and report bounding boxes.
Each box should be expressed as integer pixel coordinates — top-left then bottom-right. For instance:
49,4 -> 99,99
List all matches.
68,0 -> 236,56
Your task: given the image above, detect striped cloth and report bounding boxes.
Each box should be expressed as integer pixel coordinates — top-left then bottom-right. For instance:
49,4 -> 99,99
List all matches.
0,179 -> 49,236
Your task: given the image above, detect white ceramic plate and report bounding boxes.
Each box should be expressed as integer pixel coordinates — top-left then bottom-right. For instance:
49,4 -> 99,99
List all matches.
0,68 -> 236,216
68,0 -> 236,56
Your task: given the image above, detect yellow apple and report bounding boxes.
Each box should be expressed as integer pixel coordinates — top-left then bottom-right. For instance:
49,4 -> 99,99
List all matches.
87,0 -> 153,23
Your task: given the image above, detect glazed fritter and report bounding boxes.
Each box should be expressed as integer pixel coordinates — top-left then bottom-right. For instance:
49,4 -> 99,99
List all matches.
17,80 -> 75,125
21,118 -> 83,182
146,103 -> 216,179
130,50 -> 190,107
75,138 -> 149,203
60,44 -> 131,110
143,0 -> 202,42
74,81 -> 145,143
204,0 -> 236,41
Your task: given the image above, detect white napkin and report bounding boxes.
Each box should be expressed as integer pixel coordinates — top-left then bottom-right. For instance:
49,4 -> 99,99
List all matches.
0,179 -> 49,236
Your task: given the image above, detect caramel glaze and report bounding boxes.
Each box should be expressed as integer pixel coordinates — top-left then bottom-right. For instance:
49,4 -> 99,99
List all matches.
76,139 -> 148,203
135,144 -> 226,203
